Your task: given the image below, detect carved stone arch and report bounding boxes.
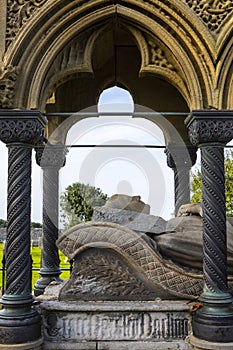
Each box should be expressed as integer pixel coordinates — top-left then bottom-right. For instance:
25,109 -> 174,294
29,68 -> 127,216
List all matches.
216,30 -> 233,109
40,25 -> 109,110
218,46 -> 233,109
123,24 -> 191,107
3,0 -> 220,110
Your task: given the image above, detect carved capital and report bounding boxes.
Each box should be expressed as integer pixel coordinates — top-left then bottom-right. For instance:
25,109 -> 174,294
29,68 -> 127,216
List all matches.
165,145 -> 197,169
35,143 -> 66,168
0,110 -> 47,145
185,110 -> 233,146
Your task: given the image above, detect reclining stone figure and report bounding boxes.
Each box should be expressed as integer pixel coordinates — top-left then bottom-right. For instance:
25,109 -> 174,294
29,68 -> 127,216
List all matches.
57,195 -> 233,300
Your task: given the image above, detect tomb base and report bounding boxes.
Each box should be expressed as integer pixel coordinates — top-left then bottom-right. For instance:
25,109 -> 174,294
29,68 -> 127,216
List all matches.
40,300 -> 193,350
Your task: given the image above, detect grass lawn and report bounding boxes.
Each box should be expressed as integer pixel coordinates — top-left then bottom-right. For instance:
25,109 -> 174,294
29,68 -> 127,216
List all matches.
0,243 -> 71,292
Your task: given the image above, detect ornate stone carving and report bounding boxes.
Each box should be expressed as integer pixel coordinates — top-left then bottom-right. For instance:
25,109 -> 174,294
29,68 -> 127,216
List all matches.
42,303 -> 190,343
57,221 -> 204,300
35,144 -> 67,169
201,146 -> 228,292
0,118 -> 45,145
0,66 -> 19,108
148,40 -> 175,71
6,0 -> 48,48
6,146 -> 32,295
186,111 -> 233,146
59,249 -> 154,300
184,0 -> 233,32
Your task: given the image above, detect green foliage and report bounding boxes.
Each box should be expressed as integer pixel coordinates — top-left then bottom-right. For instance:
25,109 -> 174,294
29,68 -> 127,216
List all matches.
191,150 -> 233,216
0,219 -> 7,228
31,222 -> 42,228
60,182 -> 108,228
0,220 -> 42,228
0,243 -> 70,292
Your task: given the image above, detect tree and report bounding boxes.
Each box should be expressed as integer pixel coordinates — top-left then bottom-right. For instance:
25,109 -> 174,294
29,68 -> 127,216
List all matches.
0,219 -> 7,228
60,183 -> 108,228
191,150 -> 233,216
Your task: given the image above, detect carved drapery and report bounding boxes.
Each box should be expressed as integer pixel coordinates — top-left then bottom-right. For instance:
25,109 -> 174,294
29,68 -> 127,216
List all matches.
186,110 -> 233,343
0,110 -> 47,345
34,143 -> 66,296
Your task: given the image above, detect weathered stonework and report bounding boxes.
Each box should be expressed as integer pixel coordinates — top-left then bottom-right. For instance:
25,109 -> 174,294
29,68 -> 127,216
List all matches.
0,65 -> 19,108
41,300 -> 192,349
6,0 -> 48,48
184,0 -> 233,32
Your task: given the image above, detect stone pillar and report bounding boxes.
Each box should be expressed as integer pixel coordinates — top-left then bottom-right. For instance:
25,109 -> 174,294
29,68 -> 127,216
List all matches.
166,145 -> 197,215
0,110 -> 46,346
34,143 -> 66,296
186,110 -> 233,343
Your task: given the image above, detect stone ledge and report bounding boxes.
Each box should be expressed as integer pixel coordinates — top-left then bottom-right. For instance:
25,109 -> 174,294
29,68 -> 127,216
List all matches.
0,338 -> 43,350
43,340 -> 193,350
189,335 -> 233,350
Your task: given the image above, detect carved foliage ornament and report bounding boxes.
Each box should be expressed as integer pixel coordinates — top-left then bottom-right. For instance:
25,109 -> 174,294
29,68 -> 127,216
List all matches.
0,118 -> 45,145
0,66 -> 19,108
147,40 -> 175,71
6,0 -> 48,48
187,118 -> 233,146
184,0 -> 233,32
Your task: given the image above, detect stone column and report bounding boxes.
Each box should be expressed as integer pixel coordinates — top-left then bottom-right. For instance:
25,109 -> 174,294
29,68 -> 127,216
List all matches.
166,145 -> 197,215
186,110 -> 233,343
34,143 -> 66,296
0,110 -> 46,345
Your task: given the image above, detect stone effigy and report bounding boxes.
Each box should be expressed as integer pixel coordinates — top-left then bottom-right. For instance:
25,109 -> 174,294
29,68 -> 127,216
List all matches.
57,195 -> 233,301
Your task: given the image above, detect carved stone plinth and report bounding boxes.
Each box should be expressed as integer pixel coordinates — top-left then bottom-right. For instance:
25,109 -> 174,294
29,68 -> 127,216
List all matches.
186,110 -> 233,342
0,110 -> 46,345
40,300 -> 193,350
34,144 -> 66,296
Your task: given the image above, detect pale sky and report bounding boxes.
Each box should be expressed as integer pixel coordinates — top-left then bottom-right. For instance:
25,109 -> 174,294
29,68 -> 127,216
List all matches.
0,86 -> 231,224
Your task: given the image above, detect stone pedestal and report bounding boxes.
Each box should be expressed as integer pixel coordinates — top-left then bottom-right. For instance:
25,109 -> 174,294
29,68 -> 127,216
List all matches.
189,335 -> 233,350
40,300 -> 193,350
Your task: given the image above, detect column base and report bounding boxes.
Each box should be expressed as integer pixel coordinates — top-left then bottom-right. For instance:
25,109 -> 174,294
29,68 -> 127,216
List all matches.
192,310 -> 233,342
0,309 -> 41,344
192,292 -> 233,342
0,338 -> 43,350
34,269 -> 63,297
189,335 -> 233,350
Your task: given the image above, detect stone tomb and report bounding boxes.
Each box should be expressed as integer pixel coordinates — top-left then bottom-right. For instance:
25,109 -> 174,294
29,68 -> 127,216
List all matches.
41,300 -> 192,350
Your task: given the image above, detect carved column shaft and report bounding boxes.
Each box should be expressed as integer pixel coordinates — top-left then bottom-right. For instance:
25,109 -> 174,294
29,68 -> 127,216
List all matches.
34,144 -> 66,296
201,146 -> 228,292
186,110 -> 233,343
166,146 -> 197,215
0,110 -> 47,345
6,144 -> 32,296
42,166 -> 60,271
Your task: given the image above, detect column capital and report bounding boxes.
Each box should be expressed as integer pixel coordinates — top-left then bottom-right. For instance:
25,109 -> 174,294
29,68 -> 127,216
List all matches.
185,110 -> 233,146
0,109 -> 47,145
35,143 -> 67,169
165,144 -> 197,169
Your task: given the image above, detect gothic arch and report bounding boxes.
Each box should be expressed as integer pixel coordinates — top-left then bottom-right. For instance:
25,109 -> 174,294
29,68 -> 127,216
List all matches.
3,0 -> 229,111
